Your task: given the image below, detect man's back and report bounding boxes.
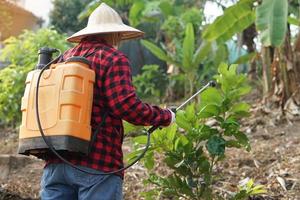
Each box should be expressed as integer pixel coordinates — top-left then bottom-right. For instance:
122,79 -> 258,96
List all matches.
45,36 -> 171,176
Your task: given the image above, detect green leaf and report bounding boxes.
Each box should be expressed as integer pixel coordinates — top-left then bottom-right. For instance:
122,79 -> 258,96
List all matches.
78,0 -> 101,21
218,62 -> 229,76
129,1 -> 145,27
234,131 -> 251,151
159,1 -> 173,17
196,125 -> 218,141
288,16 -> 300,26
123,121 -> 143,135
251,185 -> 267,194
231,102 -> 250,113
197,156 -> 210,173
144,151 -> 155,170
125,149 -> 145,163
141,40 -> 169,61
166,124 -> 177,143
202,0 -> 255,43
236,85 -> 252,96
232,190 -> 248,200
192,41 -> 212,66
206,135 -> 226,156
246,179 -> 254,188
185,103 -> 196,122
228,64 -> 238,75
176,110 -> 192,131
133,135 -> 148,145
214,44 -> 228,66
200,87 -> 223,105
198,104 -> 220,118
256,0 -> 288,47
182,23 -> 195,70
225,140 -> 242,148
174,135 -> 189,150
232,52 -> 256,64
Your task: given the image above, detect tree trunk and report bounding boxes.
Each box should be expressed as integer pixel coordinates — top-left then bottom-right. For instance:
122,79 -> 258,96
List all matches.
261,47 -> 272,98
262,27 -> 300,119
283,26 -> 300,119
242,24 -> 257,80
293,32 -> 300,79
283,25 -> 299,97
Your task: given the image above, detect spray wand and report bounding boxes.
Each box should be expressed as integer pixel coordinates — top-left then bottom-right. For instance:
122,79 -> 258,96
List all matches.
147,81 -> 216,133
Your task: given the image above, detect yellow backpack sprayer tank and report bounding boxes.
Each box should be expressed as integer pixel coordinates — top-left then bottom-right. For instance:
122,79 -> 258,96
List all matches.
18,47 -> 95,157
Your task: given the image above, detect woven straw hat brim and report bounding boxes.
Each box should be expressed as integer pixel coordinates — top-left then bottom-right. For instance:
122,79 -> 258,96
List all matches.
67,24 -> 144,43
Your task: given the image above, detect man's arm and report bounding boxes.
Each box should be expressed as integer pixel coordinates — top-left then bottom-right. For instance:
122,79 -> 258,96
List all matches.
103,55 -> 172,127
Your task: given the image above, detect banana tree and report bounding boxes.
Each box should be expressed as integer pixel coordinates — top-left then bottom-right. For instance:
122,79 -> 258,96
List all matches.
202,0 -> 300,115
141,23 -> 211,96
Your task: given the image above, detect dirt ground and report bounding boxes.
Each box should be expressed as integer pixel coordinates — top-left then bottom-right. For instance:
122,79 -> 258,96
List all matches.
0,116 -> 299,200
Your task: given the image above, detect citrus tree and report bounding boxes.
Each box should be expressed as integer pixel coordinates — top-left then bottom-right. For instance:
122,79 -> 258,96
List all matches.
127,63 -> 266,199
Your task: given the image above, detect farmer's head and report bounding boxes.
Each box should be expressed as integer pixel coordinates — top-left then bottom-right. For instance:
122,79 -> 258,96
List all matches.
67,3 -> 144,47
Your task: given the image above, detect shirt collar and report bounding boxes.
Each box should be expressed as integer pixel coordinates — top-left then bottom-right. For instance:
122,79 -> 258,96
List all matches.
80,36 -> 111,46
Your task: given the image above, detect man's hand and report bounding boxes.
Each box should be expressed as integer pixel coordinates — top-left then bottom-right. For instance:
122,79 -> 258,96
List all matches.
168,107 -> 177,124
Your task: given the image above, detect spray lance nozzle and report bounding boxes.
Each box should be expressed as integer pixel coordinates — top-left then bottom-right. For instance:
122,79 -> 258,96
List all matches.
208,80 -> 217,87
36,47 -> 59,69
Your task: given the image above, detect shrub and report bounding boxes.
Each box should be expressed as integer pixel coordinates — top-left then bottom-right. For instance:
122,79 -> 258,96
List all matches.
133,64 -> 168,102
127,63 -> 266,199
0,28 -> 70,126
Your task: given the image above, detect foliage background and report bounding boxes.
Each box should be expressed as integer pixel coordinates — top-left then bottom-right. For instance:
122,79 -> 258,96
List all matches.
0,0 -> 300,199
0,28 -> 70,126
49,0 -> 93,34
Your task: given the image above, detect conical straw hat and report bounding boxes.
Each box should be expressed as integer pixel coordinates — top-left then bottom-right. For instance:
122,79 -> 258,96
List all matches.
67,3 -> 144,43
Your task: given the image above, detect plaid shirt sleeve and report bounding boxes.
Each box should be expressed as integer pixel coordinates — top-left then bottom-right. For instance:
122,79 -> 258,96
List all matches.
103,54 -> 171,126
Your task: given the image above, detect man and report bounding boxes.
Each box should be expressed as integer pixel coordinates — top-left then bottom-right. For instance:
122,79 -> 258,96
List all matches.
40,3 -> 175,200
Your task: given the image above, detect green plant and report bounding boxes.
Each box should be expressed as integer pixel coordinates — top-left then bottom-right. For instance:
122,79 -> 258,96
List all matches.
0,28 -> 69,126
232,178 -> 267,200
202,0 -> 255,44
256,0 -> 288,47
161,7 -> 203,41
127,63 -> 265,199
133,64 -> 168,101
141,23 -> 212,96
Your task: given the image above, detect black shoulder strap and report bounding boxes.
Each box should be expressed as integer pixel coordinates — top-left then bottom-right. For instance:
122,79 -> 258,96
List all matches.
85,46 -> 107,155
57,47 -> 102,63
88,113 -> 108,155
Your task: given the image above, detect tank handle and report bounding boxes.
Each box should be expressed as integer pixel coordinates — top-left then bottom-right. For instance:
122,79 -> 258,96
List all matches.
65,56 -> 92,67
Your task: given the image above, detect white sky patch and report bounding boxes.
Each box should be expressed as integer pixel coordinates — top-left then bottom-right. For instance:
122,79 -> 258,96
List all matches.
203,1 -> 236,23
24,0 -> 53,25
204,1 -> 224,23
24,0 -> 238,27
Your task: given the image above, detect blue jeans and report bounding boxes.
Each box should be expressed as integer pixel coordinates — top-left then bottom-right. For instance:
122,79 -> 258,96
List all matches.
40,163 -> 123,200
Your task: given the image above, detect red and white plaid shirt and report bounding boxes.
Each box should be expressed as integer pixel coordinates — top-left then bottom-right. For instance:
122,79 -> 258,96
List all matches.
46,37 -> 172,177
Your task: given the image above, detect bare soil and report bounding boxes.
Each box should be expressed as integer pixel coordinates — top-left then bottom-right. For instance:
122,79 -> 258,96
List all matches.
0,118 -> 299,200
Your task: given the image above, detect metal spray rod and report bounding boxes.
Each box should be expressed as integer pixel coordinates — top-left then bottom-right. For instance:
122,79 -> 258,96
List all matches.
147,81 -> 216,133
175,80 -> 216,111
